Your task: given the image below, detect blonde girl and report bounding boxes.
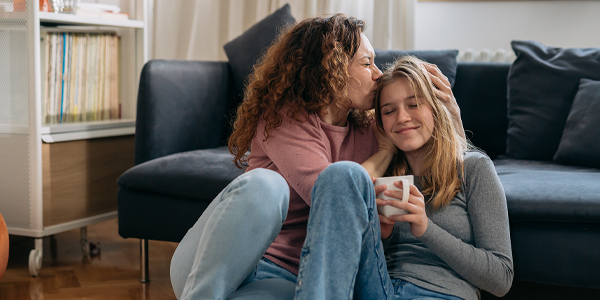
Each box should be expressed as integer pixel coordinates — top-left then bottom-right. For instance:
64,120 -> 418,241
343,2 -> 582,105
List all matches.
293,56 -> 513,300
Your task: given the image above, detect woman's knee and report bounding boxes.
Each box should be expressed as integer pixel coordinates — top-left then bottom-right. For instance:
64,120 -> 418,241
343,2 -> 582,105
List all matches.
233,168 -> 290,222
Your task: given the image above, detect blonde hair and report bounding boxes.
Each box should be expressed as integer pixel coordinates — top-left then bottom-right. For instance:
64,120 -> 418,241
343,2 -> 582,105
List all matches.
375,56 -> 470,209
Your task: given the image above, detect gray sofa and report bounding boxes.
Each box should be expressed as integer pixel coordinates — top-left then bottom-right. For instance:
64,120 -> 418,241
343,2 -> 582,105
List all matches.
120,4 -> 600,297
116,55 -> 600,297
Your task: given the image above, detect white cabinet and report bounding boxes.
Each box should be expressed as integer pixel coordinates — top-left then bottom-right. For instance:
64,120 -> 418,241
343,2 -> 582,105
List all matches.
0,0 -> 148,276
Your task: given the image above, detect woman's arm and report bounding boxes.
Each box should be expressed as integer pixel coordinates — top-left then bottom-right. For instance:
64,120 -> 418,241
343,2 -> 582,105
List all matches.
252,115 -> 332,205
361,124 -> 396,178
0,213 -> 8,281
417,155 -> 514,297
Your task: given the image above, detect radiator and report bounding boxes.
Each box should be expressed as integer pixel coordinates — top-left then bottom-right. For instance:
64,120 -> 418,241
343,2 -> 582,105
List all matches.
458,48 -> 516,63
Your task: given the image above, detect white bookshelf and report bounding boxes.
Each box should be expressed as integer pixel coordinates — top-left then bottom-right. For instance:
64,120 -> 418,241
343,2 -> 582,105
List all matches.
0,0 -> 147,276
39,11 -> 144,28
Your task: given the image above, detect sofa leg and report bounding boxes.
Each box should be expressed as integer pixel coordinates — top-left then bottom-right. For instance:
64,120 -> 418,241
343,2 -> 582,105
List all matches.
140,239 -> 150,283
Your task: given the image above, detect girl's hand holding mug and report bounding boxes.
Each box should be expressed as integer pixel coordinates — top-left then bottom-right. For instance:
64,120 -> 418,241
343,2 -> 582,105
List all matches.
376,178 -> 428,238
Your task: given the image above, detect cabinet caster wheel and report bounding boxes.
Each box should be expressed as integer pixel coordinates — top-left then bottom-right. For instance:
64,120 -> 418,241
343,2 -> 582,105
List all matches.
81,238 -> 90,257
29,249 -> 42,277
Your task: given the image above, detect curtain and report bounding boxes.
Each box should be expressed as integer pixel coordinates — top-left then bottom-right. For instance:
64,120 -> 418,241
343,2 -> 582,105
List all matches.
150,0 -> 415,61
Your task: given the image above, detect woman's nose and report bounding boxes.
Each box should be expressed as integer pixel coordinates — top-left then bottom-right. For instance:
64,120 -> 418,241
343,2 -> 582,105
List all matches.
373,64 -> 383,80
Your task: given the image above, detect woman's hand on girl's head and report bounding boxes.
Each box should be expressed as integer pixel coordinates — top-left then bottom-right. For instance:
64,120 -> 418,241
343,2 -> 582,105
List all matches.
423,63 -> 465,139
423,63 -> 456,111
380,183 -> 429,238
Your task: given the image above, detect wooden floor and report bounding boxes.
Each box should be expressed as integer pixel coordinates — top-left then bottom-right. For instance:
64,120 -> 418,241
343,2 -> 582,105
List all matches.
2,219 -> 600,300
0,219 -> 177,300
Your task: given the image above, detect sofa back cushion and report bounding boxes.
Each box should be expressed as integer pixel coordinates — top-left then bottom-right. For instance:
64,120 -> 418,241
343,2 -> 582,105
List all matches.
506,40 -> 600,160
553,78 -> 600,168
374,49 -> 459,88
453,63 -> 511,159
223,4 -> 295,108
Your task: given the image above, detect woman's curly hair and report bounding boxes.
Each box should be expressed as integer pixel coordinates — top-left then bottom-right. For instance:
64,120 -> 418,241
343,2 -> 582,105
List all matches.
228,14 -> 372,168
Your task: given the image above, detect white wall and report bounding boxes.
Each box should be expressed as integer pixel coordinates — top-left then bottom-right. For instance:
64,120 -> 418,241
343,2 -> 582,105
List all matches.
414,1 -> 600,52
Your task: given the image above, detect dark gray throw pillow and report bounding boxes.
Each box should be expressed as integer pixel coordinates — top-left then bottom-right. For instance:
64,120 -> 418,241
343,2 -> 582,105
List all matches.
374,49 -> 459,88
223,4 -> 295,102
506,40 -> 600,160
553,79 -> 600,169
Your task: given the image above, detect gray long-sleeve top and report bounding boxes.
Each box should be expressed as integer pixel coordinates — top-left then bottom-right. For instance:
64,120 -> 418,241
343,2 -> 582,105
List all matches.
382,151 -> 514,300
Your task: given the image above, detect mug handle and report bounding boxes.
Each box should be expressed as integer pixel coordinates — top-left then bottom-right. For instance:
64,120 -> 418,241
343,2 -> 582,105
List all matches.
400,179 -> 410,202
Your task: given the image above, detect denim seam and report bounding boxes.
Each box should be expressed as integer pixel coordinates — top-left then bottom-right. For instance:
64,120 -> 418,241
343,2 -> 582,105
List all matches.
180,177 -> 240,299
367,206 -> 393,300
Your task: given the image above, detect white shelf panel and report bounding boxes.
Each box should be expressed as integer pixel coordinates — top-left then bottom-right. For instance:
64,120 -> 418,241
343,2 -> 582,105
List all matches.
41,126 -> 135,143
7,211 -> 117,238
41,118 -> 136,134
39,12 -> 143,28
0,125 -> 29,135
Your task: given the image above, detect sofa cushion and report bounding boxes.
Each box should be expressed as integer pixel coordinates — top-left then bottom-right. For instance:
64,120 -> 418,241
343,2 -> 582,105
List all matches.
506,40 -> 600,160
117,146 -> 246,202
453,63 -> 510,159
375,49 -> 459,88
554,79 -> 600,169
223,4 -> 295,102
494,158 -> 600,223
118,188 -> 210,243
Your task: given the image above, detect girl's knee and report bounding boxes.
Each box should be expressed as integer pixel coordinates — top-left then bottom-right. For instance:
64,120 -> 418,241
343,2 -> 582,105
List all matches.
312,162 -> 374,208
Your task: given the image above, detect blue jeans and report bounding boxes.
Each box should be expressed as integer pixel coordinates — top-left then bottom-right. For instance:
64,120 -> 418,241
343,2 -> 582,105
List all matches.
293,161 -> 461,300
229,258 -> 297,300
170,168 -> 290,300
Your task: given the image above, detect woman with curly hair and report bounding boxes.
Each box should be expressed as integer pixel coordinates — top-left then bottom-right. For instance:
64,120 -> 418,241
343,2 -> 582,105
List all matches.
293,56 -> 513,299
170,15 -> 460,300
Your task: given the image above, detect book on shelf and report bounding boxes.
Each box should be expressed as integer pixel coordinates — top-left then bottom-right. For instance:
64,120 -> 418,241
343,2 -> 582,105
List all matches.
41,29 -> 121,124
75,2 -> 129,20
75,8 -> 130,21
36,1 -> 129,20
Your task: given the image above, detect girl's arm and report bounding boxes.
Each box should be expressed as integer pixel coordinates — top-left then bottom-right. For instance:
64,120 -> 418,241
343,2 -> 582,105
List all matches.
417,154 -> 514,297
255,113 -> 383,206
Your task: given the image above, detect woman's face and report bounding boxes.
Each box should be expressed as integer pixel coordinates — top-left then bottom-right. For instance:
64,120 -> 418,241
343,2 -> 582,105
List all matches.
379,77 -> 435,155
347,33 -> 383,110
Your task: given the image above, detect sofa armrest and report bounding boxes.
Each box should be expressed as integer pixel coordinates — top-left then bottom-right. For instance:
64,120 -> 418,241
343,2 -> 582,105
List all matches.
135,60 -> 232,165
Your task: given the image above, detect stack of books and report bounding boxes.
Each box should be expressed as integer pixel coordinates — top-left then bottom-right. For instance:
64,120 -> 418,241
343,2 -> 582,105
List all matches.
41,31 -> 121,124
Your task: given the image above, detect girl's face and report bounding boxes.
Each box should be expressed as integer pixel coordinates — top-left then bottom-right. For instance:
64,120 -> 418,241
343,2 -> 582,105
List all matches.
347,33 -> 383,110
379,77 -> 435,155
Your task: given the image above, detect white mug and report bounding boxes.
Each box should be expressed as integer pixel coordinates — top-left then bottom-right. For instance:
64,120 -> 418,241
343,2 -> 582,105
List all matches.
374,175 -> 414,217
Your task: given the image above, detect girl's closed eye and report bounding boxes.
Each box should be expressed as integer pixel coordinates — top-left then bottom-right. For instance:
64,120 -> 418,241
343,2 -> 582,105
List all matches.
407,99 -> 419,108
383,108 -> 396,115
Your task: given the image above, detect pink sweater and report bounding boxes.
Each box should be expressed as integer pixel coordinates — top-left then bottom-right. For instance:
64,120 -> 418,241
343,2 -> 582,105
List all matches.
246,108 -> 378,275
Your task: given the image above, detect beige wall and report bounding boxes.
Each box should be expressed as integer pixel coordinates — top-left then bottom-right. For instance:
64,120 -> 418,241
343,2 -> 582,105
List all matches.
414,1 -> 600,51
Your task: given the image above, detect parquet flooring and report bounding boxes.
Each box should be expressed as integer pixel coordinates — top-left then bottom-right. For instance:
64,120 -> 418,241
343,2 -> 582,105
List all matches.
2,219 -> 600,300
0,219 -> 177,300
